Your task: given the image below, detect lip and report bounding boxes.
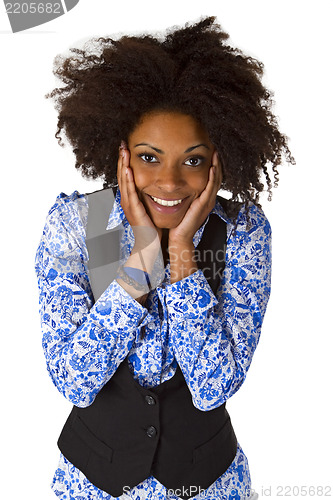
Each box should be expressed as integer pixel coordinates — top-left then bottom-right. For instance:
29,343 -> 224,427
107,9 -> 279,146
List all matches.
145,194 -> 189,214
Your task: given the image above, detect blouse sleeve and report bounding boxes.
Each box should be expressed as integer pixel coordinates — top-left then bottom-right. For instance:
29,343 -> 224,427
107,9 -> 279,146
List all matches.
165,203 -> 272,411
35,193 -> 152,408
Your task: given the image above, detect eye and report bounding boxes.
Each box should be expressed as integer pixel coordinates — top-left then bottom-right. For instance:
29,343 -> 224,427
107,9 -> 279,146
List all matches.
184,156 -> 205,167
138,153 -> 158,163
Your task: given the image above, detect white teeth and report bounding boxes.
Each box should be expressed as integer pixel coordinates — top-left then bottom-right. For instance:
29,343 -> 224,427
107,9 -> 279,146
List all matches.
151,196 -> 183,207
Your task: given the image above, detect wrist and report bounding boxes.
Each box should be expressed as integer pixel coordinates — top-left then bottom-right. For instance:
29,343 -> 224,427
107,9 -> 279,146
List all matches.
168,241 -> 195,261
116,266 -> 150,303
132,226 -> 161,252
120,266 -> 151,288
168,241 -> 198,284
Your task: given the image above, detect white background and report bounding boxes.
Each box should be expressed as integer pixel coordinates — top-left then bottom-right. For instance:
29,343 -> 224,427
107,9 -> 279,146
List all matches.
1,1 -> 332,499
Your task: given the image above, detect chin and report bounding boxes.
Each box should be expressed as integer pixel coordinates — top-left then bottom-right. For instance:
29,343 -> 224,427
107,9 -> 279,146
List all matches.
151,217 -> 182,230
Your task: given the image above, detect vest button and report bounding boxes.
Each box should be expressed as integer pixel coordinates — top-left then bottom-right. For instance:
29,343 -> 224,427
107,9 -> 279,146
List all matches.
146,425 -> 157,438
145,395 -> 156,405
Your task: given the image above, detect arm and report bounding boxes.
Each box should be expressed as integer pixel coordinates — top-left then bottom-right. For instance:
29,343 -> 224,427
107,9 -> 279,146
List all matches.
35,193 -> 152,408
166,204 -> 272,411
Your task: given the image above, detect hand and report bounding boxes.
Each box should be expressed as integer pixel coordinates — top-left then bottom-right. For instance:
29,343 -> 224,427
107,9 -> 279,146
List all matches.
168,151 -> 222,284
117,143 -> 164,300
117,144 -> 162,249
168,151 -> 222,245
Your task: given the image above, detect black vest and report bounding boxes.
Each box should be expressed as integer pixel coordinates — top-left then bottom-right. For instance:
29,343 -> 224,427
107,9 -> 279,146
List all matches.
57,189 -> 237,499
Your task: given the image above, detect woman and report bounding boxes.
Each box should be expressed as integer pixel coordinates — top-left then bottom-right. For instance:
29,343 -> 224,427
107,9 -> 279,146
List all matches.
35,17 -> 293,500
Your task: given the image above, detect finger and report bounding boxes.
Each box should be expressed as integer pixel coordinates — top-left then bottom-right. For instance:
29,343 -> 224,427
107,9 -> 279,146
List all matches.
126,166 -> 148,218
125,165 -> 140,209
211,150 -> 223,189
192,154 -> 221,214
117,151 -> 122,191
197,165 -> 218,206
202,151 -> 222,200
118,148 -> 125,197
117,144 -> 127,193
119,148 -> 132,210
117,141 -> 127,173
122,154 -> 149,222
125,163 -> 137,196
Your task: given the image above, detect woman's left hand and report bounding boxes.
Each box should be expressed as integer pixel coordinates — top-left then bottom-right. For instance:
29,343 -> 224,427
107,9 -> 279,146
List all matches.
168,151 -> 222,283
169,151 -> 222,245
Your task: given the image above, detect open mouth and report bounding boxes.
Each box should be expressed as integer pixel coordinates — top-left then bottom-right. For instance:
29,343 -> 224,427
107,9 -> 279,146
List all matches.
150,195 -> 184,207
145,194 -> 189,214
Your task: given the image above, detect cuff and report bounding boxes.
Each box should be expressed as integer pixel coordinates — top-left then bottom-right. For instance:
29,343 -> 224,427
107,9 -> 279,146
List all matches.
165,270 -> 218,322
90,279 -> 154,330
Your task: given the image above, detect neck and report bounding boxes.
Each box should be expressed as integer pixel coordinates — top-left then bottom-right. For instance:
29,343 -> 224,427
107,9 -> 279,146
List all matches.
161,229 -> 169,264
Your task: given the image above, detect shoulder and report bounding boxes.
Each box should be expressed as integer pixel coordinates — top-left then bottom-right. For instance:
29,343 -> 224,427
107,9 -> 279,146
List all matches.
47,190 -> 88,228
42,190 -> 89,260
224,201 -> 272,266
235,202 -> 271,238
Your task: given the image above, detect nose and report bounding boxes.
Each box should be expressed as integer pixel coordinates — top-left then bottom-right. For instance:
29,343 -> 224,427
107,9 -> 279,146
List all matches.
155,163 -> 184,193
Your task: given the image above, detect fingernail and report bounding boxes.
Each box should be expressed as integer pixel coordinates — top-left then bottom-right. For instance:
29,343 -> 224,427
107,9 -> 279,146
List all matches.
120,140 -> 126,150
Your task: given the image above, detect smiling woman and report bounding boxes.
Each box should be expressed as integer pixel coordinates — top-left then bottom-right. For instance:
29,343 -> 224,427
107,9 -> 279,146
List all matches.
118,110 -> 222,288
36,16 -> 293,500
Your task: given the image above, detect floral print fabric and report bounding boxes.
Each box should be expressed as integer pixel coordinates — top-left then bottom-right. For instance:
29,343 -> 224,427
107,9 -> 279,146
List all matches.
35,189 -> 271,499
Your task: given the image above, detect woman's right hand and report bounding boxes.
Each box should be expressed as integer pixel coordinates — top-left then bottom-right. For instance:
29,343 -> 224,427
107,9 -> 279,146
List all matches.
117,144 -> 164,300
117,143 -> 162,250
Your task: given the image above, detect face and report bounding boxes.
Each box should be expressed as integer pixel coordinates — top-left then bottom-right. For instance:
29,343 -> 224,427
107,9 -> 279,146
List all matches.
127,111 -> 216,229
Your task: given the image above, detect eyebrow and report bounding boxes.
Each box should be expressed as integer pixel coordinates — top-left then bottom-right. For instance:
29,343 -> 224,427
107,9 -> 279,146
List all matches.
134,143 -> 210,154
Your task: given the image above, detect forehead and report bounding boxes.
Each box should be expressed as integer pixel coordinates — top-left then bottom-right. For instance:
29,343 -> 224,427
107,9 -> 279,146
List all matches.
128,111 -> 212,146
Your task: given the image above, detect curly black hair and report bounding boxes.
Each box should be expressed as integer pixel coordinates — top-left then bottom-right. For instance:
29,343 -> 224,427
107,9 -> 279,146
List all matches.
46,16 -> 294,214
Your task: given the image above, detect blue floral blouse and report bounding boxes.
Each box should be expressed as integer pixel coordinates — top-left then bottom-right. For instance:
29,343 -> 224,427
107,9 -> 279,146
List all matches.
35,189 -> 272,500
